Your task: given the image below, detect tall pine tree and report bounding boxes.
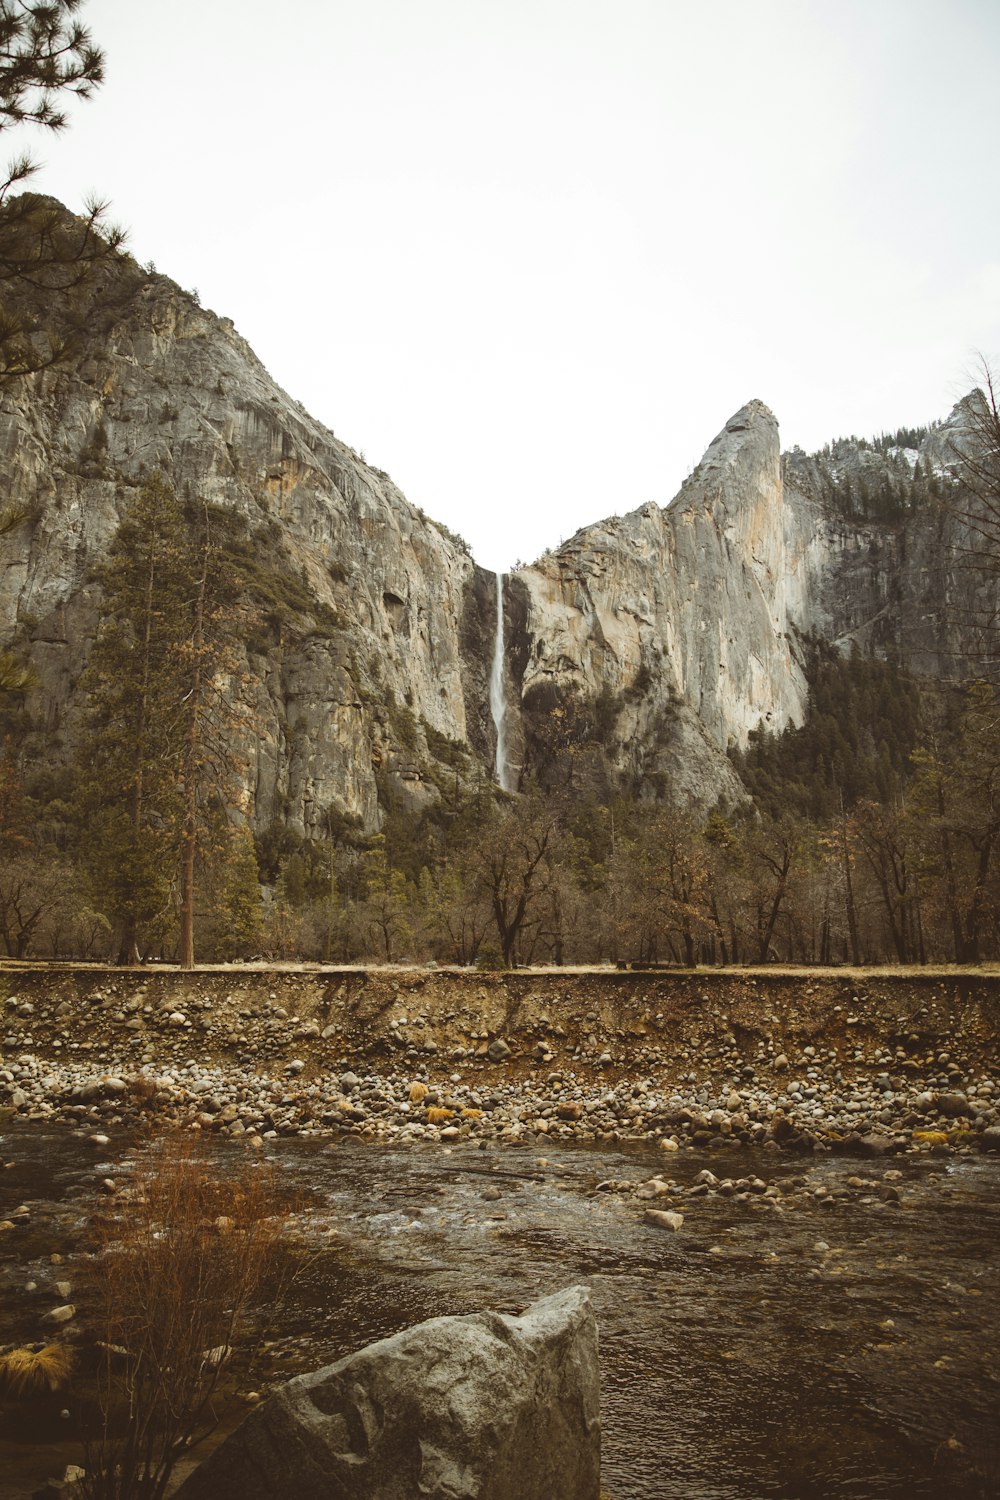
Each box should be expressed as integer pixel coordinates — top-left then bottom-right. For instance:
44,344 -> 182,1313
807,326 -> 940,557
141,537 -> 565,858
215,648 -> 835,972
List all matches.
78,475 -> 192,960
77,476 -> 255,964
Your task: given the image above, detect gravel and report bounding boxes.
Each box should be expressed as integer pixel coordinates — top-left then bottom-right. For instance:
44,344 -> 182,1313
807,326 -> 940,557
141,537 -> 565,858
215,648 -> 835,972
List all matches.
1,968 -> 998,1158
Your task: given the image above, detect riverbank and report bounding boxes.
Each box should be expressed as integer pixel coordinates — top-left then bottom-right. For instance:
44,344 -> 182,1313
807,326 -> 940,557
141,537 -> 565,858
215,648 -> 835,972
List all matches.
2,964 -> 999,1156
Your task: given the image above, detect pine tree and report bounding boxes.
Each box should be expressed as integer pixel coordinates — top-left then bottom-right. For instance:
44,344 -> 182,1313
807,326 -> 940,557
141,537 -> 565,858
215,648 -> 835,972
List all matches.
217,827 -> 263,960
77,474 -> 192,960
0,2 -> 126,383
76,477 -> 253,964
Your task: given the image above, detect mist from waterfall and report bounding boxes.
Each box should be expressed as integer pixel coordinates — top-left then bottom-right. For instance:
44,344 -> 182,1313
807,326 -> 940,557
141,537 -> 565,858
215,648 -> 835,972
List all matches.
489,571 -> 511,791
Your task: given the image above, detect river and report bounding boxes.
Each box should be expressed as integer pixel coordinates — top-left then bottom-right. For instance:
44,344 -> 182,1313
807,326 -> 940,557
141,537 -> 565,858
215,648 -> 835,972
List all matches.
1,1126 -> 998,1499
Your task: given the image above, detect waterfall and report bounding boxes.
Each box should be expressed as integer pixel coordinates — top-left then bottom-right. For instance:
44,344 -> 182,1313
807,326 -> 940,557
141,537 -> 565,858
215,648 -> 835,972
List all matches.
489,571 -> 511,791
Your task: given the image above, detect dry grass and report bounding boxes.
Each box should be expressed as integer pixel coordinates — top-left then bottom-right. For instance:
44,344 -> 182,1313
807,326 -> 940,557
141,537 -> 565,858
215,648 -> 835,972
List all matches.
0,1343 -> 72,1397
80,1133 -> 294,1500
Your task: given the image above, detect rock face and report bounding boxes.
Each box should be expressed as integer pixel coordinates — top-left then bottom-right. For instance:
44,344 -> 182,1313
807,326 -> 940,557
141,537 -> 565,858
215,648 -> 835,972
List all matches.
507,397 -> 990,801
510,401 -> 806,802
780,402 -> 995,677
0,215 -> 493,836
173,1285 -> 600,1500
0,203 -> 993,820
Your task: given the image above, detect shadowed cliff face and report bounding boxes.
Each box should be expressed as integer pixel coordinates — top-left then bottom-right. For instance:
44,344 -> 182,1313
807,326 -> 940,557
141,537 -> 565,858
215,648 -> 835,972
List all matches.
782,403 -> 998,678
0,208 -> 992,824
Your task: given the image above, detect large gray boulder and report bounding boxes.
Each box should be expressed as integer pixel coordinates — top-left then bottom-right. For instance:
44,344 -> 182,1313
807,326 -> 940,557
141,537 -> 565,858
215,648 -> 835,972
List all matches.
175,1285 -> 600,1500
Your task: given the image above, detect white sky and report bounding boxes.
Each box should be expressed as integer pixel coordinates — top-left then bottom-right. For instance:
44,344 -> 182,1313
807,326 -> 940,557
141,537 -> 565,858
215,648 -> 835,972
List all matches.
26,0 -> 1000,571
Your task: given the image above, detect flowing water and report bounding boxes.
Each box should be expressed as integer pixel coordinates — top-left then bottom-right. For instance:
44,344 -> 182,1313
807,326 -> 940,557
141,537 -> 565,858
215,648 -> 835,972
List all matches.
1,1127 -> 999,1499
489,569 -> 510,791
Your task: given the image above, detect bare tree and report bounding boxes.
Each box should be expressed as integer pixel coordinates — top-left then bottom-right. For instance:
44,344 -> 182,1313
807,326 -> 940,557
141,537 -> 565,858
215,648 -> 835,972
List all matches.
471,797 -> 556,967
81,1136 -> 293,1500
0,851 -> 78,955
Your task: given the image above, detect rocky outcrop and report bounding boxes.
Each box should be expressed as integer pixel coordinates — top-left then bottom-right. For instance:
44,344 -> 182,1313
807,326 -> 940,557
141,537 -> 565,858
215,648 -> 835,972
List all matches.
174,1286 -> 600,1500
510,402 -> 807,802
0,202 -> 992,821
781,399 -> 995,676
0,214 -> 495,835
508,397 -> 989,803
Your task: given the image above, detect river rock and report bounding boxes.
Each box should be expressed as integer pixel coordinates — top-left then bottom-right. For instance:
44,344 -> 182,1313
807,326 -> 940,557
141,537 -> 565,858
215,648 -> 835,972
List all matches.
41,1304 -> 75,1326
644,1209 -> 684,1231
173,1285 -> 600,1500
935,1092 -> 975,1119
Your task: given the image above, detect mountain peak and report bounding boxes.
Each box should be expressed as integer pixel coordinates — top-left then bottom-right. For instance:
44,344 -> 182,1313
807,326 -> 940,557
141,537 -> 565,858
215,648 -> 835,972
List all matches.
724,399 -> 778,435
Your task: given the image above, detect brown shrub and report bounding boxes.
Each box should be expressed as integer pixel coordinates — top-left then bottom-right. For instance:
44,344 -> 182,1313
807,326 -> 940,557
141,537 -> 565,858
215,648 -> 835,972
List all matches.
79,1133 -> 294,1500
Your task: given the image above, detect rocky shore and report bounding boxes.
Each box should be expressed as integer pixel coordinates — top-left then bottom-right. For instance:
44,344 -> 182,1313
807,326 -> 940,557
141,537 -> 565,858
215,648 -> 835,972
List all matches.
2,964 -> 999,1160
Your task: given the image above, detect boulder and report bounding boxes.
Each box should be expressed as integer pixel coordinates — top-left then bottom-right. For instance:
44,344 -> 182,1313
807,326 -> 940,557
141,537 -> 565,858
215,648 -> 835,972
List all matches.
853,1134 -> 897,1158
174,1286 -> 600,1500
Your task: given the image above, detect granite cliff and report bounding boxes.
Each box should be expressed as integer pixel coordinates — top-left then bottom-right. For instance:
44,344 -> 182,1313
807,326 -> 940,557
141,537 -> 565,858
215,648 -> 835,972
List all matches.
505,397 -> 984,803
0,204 -> 988,827
0,217 -> 495,836
507,400 -> 805,804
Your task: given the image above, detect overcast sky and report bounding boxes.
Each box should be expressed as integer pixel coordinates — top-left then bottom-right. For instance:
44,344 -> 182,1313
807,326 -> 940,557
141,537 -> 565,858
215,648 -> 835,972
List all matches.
30,0 -> 1000,571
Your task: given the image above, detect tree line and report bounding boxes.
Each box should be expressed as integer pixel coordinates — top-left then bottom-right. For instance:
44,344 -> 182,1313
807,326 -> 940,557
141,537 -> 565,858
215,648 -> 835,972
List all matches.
243,673 -> 997,969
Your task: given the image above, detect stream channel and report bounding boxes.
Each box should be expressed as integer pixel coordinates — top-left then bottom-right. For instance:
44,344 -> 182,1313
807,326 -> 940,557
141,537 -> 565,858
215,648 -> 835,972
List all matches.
1,1126 -> 998,1499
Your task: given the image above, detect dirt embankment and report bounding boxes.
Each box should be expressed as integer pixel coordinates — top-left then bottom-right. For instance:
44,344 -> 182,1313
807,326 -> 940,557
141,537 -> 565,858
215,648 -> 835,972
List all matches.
2,964 -> 999,1155
2,963 -> 998,1082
